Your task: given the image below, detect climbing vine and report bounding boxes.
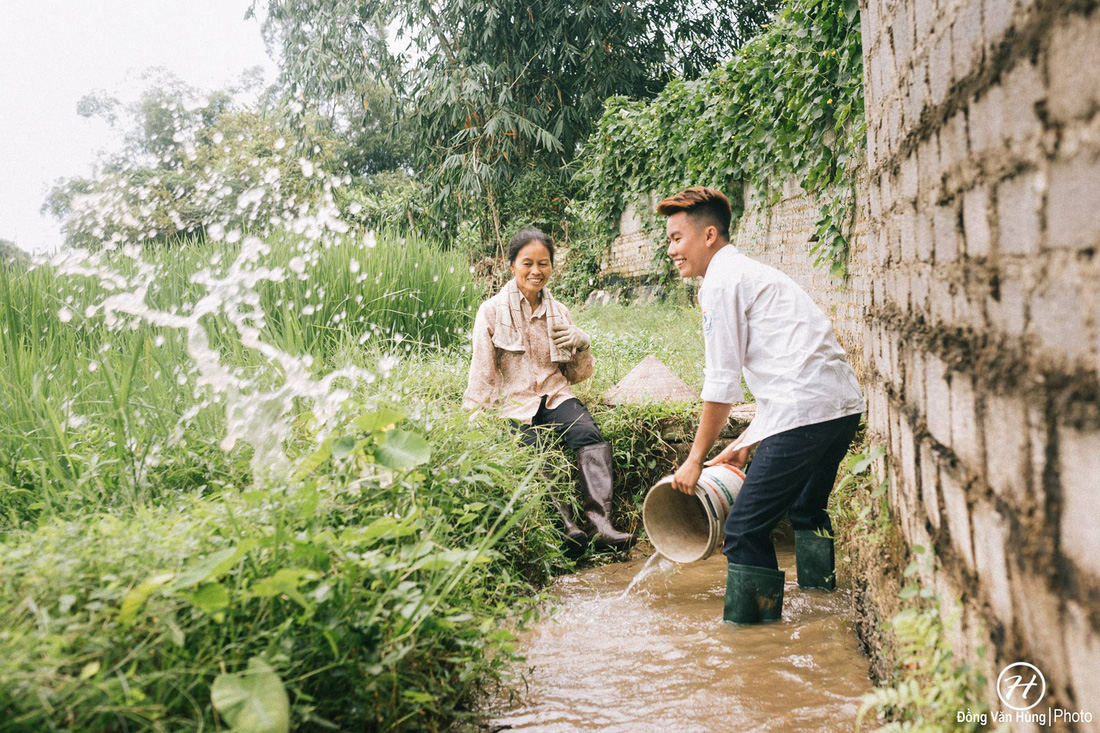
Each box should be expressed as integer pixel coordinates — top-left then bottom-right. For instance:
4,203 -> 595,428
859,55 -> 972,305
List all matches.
575,0 -> 864,277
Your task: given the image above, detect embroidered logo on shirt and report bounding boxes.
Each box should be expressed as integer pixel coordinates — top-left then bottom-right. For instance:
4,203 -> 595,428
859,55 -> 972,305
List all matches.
702,310 -> 713,334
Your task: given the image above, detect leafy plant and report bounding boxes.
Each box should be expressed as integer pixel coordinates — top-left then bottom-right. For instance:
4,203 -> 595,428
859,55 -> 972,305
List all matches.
0,401 -> 551,731
576,0 -> 865,278
832,445 -> 993,732
858,546 -> 993,732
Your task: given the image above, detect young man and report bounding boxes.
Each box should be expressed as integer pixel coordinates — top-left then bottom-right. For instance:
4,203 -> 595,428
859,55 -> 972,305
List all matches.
658,186 -> 864,625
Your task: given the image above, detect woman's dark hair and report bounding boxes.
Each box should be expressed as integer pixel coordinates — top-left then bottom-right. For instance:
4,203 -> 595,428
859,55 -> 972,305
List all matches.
506,227 -> 555,265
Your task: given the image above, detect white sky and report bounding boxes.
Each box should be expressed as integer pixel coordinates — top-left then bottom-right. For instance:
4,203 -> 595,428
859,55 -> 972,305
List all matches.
0,1 -> 279,253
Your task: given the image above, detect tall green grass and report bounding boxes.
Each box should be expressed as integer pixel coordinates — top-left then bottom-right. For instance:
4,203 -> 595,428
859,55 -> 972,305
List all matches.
0,230 -> 477,528
0,405 -> 559,731
0,231 -> 569,730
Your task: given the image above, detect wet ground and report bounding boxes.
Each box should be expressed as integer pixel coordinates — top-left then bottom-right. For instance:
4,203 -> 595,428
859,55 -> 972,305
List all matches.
489,545 -> 872,732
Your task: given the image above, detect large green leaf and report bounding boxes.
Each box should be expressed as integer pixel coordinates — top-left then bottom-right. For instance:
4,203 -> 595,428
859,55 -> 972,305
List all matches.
118,572 -> 174,626
190,582 -> 231,613
331,435 -> 359,460
249,568 -> 318,608
174,546 -> 246,589
374,429 -> 431,469
353,407 -> 405,434
211,657 -> 290,733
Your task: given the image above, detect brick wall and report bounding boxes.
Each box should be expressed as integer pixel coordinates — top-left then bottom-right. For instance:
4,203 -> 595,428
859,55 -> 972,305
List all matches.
600,199 -> 666,280
860,0 -> 1100,715
733,179 -> 871,375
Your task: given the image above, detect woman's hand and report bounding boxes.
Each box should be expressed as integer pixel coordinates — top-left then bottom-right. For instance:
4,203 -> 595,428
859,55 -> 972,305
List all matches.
551,323 -> 590,351
704,441 -> 752,469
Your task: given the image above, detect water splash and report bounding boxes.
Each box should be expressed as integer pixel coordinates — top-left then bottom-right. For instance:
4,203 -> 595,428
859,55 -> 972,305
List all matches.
47,139 -> 379,483
621,552 -> 679,597
53,232 -> 371,481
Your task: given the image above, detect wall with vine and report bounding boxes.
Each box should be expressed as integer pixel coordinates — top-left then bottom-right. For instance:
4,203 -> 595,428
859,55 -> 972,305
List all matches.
574,0 -> 864,279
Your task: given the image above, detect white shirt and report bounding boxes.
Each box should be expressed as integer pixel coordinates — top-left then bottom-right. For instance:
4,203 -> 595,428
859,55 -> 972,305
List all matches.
699,245 -> 864,447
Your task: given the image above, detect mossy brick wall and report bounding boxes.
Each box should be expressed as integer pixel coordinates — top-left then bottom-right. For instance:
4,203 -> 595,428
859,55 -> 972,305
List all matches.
860,0 -> 1100,717
600,200 -> 665,280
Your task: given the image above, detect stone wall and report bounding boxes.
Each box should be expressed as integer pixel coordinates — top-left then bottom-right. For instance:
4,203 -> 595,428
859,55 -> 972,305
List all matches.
860,0 -> 1100,717
599,199 -> 665,280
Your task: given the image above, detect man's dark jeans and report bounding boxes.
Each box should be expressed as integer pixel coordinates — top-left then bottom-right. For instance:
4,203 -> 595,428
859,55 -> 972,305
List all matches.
722,412 -> 862,570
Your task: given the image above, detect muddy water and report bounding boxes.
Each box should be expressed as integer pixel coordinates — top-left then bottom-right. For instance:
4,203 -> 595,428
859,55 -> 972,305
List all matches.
490,546 -> 872,732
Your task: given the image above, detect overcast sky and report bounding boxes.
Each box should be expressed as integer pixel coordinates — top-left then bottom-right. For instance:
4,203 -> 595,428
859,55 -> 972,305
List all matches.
0,1 -> 279,253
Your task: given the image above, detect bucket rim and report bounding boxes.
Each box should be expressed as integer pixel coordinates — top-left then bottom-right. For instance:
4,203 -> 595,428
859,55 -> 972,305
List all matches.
642,476 -> 721,563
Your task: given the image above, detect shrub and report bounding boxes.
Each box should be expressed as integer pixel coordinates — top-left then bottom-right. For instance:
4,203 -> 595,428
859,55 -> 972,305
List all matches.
0,403 -> 559,731
577,0 -> 865,278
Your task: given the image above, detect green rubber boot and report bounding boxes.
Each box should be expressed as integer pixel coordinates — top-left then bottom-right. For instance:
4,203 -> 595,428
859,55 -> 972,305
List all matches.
723,563 -> 785,624
795,530 -> 836,591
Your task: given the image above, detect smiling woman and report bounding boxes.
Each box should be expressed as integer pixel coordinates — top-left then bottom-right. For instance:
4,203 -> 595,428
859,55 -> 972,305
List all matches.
0,0 -> 276,253
463,226 -> 637,553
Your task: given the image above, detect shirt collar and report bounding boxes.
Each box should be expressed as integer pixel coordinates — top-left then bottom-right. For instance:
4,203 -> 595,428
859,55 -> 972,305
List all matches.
703,243 -> 738,279
520,292 -> 547,320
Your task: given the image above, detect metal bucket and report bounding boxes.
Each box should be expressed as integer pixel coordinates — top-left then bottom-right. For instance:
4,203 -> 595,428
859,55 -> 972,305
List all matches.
642,464 -> 746,563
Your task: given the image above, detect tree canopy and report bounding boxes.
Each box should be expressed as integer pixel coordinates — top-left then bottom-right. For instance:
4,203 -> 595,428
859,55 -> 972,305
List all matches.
258,0 -> 782,242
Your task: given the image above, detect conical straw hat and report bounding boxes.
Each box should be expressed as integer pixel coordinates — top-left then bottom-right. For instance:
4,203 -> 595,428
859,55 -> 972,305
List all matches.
604,355 -> 698,406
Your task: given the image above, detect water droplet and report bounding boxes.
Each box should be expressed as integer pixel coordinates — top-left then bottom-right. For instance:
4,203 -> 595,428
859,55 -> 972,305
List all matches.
58,307 -> 73,323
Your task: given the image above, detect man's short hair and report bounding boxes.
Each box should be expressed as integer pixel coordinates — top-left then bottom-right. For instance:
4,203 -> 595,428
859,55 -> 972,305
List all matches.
655,187 -> 732,238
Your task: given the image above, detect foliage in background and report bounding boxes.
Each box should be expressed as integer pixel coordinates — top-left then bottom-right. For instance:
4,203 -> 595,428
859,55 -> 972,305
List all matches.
260,0 -> 783,254
576,0 -> 865,277
41,70 -> 414,251
43,72 -> 320,249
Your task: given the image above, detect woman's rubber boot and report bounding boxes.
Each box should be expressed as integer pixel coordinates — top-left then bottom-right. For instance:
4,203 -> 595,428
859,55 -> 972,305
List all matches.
794,530 -> 836,591
723,563 -> 785,624
576,442 -> 636,550
554,499 -> 591,558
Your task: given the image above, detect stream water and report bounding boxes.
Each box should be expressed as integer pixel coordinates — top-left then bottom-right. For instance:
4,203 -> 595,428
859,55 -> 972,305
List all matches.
490,545 -> 872,732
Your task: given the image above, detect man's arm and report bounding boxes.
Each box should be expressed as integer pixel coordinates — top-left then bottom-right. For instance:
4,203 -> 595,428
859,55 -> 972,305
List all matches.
671,400 -> 733,494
